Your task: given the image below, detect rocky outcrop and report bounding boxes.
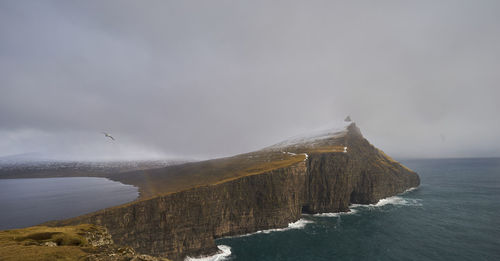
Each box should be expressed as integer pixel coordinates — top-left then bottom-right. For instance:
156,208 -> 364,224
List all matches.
49,123 -> 419,260
303,124 -> 419,213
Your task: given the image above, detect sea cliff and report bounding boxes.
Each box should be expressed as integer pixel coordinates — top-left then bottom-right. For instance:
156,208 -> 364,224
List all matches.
49,123 -> 420,260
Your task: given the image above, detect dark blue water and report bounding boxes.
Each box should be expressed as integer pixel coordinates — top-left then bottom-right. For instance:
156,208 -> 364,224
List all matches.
0,177 -> 138,230
216,158 -> 500,261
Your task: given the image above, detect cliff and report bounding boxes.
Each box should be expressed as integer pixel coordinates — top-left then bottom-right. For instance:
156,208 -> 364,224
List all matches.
48,123 -> 419,260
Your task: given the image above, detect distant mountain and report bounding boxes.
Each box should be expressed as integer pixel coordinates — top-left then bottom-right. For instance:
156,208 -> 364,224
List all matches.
0,152 -> 52,164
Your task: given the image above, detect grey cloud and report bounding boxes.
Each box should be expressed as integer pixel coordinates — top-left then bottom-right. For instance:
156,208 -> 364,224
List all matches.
1,0 -> 499,160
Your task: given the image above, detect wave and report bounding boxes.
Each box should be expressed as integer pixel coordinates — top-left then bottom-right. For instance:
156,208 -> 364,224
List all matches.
247,218 -> 313,235
351,188 -> 422,209
313,187 -> 422,217
312,209 -> 358,217
402,186 -> 419,194
355,196 -> 422,208
286,218 -> 314,229
225,218 -> 314,239
185,245 -> 232,261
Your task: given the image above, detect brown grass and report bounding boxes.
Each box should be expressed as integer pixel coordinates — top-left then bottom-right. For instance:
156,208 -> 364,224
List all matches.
109,135 -> 348,200
114,151 -> 307,200
305,146 -> 346,154
0,224 -> 97,261
376,149 -> 413,172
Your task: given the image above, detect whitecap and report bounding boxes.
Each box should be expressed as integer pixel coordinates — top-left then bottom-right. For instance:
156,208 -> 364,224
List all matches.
351,196 -> 422,209
402,187 -> 418,194
252,218 -> 313,234
185,245 -> 232,261
287,218 -> 314,229
226,218 -> 314,238
307,188 -> 421,218
312,209 -> 358,217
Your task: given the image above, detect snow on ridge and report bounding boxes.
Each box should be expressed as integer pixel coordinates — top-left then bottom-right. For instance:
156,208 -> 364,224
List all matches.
267,121 -> 353,149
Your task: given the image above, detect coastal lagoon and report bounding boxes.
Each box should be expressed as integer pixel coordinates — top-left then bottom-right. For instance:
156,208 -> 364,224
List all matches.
0,177 -> 138,230
216,158 -> 500,261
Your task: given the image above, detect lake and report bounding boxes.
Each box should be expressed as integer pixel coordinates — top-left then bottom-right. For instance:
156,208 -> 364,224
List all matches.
0,177 -> 138,230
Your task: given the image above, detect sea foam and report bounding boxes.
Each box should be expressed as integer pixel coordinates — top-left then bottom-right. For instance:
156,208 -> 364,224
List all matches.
225,218 -> 314,239
314,187 -> 422,217
351,187 -> 422,209
184,245 -> 232,261
246,218 -> 313,235
312,209 -> 358,217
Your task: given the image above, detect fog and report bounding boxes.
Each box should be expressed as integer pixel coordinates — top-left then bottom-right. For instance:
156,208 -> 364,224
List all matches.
1,0 -> 499,160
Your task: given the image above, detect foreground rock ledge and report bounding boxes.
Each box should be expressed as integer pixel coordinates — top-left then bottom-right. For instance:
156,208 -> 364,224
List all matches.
0,224 -> 170,261
46,123 -> 420,260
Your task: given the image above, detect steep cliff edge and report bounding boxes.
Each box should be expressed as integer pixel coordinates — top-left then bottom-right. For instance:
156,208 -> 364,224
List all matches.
48,123 -> 419,260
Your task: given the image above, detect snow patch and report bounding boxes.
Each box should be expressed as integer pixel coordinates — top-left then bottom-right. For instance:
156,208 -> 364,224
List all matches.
282,152 -> 308,161
268,121 -> 353,149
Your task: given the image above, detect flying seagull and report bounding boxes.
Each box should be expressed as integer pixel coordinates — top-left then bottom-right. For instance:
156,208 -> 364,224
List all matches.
102,132 -> 115,141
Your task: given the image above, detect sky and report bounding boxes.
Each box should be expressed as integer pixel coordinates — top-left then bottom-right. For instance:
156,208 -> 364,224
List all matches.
1,0 -> 499,161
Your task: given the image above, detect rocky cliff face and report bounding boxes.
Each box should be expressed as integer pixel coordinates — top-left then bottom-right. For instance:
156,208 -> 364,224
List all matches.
303,124 -> 419,213
50,123 -> 419,260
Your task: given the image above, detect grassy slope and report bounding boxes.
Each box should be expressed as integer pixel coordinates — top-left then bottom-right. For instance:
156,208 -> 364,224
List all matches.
0,224 -> 170,261
110,133 -> 347,199
113,150 -> 308,199
0,224 -> 98,261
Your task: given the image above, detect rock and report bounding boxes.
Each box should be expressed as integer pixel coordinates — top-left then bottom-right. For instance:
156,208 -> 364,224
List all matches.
84,226 -> 114,247
42,241 -> 57,247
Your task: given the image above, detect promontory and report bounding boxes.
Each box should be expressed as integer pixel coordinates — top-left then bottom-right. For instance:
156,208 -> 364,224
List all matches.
2,121 -> 420,260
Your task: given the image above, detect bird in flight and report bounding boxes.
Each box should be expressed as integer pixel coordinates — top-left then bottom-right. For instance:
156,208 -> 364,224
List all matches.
102,132 -> 115,141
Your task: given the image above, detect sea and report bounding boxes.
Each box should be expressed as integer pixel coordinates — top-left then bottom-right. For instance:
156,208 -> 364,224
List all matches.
1,158 -> 499,260
212,158 -> 500,261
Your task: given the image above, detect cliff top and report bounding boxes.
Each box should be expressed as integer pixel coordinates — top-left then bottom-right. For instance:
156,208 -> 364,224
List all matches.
111,122 -> 356,199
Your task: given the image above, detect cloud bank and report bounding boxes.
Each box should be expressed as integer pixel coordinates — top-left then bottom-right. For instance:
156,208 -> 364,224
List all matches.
1,0 -> 499,160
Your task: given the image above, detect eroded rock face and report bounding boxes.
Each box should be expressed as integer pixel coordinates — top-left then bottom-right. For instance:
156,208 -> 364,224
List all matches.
82,225 -> 170,261
52,125 -> 419,260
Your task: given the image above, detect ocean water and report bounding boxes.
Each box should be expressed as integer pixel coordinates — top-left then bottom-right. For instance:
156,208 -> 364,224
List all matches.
215,158 -> 500,261
0,177 -> 138,230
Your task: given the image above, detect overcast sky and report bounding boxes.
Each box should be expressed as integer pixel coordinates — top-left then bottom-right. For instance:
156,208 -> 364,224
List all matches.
1,0 -> 499,161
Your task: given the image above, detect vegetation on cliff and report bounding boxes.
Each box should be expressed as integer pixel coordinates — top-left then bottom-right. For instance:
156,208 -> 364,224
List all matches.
0,224 -> 170,261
